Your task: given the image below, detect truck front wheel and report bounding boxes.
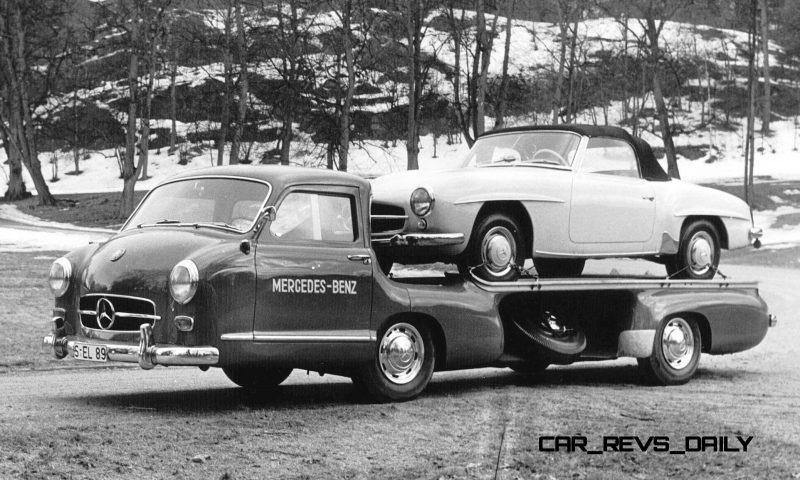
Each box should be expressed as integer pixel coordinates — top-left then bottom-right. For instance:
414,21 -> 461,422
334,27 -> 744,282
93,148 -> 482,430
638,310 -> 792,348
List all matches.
638,316 -> 701,385
222,366 -> 293,390
354,321 -> 435,402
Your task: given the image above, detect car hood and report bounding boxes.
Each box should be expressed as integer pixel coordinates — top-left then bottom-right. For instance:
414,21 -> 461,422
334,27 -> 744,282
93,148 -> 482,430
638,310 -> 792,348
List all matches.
82,227 -> 228,294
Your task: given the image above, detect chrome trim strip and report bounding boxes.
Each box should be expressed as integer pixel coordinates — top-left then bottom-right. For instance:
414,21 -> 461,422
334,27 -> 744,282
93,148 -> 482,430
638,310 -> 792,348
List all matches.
470,273 -> 759,292
121,175 -> 273,233
79,310 -> 160,321
535,250 -> 661,258
252,331 -> 376,343
454,194 -> 565,205
81,293 -> 157,306
220,332 -> 254,341
370,215 -> 409,220
371,233 -> 465,247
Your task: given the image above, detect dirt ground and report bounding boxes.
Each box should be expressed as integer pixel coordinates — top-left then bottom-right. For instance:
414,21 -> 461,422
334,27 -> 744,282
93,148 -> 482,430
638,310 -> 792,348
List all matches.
1,252 -> 798,479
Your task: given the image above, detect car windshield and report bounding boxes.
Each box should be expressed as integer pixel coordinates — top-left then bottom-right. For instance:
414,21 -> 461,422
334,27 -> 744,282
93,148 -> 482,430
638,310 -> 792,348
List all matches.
124,177 -> 270,232
460,131 -> 582,168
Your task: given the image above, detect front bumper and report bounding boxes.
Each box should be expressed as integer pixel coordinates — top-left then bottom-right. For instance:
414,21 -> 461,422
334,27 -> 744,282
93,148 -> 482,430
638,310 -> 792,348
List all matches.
43,324 -> 219,370
372,232 -> 465,247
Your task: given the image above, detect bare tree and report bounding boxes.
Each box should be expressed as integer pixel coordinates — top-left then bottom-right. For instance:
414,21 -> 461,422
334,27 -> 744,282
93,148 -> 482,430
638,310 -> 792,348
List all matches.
0,0 -> 61,205
494,0 -> 516,130
759,0 -> 770,134
230,0 -> 248,165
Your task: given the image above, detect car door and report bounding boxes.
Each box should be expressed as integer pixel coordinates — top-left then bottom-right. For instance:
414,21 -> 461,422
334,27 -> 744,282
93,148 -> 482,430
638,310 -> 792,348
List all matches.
254,185 -> 373,345
569,137 -> 656,251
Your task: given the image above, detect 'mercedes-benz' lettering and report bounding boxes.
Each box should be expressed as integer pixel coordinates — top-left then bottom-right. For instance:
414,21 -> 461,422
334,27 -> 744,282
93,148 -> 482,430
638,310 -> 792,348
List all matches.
272,278 -> 357,295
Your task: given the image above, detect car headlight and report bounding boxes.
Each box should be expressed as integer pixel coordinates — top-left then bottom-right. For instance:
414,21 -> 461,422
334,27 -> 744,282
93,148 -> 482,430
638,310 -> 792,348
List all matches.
169,260 -> 199,305
410,187 -> 434,217
48,257 -> 72,297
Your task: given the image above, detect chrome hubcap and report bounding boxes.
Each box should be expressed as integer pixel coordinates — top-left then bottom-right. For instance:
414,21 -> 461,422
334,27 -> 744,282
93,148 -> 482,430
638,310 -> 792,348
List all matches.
379,323 -> 424,385
480,226 -> 516,277
688,232 -> 714,275
661,318 -> 695,370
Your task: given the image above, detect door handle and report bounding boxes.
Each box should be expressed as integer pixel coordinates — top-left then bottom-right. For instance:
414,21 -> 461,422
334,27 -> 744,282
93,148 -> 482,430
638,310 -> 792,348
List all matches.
348,254 -> 372,265
642,196 -> 655,201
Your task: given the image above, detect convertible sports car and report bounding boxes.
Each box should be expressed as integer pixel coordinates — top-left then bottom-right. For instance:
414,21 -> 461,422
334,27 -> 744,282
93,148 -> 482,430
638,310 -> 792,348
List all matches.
371,125 -> 762,281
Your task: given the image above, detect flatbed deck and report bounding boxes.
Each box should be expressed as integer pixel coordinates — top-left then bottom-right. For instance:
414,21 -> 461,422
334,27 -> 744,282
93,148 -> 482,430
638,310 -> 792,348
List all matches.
470,274 -> 759,292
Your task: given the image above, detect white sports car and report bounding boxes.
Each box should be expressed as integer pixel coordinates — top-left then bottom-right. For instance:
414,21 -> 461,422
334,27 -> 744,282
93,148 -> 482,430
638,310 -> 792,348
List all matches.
371,125 -> 762,280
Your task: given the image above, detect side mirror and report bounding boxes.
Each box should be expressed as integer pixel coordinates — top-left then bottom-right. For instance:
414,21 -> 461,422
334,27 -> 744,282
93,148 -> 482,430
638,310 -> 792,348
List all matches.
262,205 -> 277,222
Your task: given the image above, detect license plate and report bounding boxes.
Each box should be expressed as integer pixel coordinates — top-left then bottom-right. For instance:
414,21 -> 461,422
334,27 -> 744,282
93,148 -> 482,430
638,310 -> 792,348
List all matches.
72,343 -> 108,362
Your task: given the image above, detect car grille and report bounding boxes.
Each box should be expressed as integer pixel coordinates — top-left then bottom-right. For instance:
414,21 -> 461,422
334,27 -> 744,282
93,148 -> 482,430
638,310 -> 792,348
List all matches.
79,294 -> 160,332
371,202 -> 407,236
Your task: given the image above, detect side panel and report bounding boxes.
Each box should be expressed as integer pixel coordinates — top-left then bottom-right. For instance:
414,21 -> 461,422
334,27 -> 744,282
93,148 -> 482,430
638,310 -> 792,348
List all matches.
631,288 -> 769,354
405,280 -> 504,370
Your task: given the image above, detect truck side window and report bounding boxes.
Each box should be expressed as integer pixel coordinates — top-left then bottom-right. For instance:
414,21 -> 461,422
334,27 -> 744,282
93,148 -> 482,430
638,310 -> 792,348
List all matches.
580,137 -> 640,178
269,192 -> 356,243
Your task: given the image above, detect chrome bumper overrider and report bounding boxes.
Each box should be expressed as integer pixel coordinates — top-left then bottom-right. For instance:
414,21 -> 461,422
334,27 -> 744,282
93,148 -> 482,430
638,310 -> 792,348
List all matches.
373,233 -> 465,247
749,227 -> 763,248
43,324 -> 219,370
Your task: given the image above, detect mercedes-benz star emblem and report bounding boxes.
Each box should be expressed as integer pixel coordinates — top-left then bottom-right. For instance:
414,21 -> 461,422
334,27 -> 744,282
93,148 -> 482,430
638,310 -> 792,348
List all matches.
96,298 -> 116,330
110,249 -> 126,262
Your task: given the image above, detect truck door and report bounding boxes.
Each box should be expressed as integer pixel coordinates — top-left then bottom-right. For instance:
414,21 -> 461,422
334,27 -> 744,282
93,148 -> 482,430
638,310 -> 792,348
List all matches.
254,185 -> 373,344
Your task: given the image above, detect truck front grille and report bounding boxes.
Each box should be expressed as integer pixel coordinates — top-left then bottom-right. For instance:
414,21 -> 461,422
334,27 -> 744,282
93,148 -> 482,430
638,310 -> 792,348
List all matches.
371,202 -> 407,236
79,294 -> 160,332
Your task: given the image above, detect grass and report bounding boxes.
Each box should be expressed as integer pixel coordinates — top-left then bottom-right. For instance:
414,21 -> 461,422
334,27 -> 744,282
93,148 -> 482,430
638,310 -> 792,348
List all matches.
6,191 -> 148,229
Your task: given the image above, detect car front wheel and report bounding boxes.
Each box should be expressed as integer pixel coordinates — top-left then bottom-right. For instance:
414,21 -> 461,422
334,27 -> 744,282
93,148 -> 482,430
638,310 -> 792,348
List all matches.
638,316 -> 701,385
461,213 -> 525,282
666,220 -> 721,280
354,321 -> 435,402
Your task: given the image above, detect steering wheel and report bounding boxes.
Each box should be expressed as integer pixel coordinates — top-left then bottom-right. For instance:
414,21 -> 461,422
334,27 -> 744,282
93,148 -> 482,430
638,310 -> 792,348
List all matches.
530,149 -> 567,165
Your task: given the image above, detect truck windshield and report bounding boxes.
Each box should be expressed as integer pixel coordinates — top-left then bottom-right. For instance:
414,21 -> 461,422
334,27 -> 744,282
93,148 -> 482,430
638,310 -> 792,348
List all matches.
123,177 -> 270,232
460,131 -> 581,168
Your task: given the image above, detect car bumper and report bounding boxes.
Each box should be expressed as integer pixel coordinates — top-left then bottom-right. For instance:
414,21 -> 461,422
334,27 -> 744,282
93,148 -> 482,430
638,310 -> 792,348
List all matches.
372,233 -> 465,247
43,324 -> 219,370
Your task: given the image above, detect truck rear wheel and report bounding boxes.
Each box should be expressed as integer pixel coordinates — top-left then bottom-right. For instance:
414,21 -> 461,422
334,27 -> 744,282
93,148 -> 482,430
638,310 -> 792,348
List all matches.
354,321 -> 435,402
638,316 -> 701,385
223,366 -> 293,390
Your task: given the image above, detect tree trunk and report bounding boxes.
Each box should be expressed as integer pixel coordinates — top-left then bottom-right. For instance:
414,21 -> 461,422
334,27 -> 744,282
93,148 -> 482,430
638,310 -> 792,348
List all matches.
449,4 -> 473,146
760,0 -> 770,134
217,3 -> 233,166
645,17 -> 679,179
169,61 -> 177,155
280,112 -> 292,165
565,19 -> 579,123
230,0 -> 247,165
338,0 -> 355,172
120,0 -> 140,217
405,0 -> 421,171
0,127 -> 29,200
494,0 -> 515,130
474,0 -> 490,136
552,3 -> 568,124
139,45 -> 156,181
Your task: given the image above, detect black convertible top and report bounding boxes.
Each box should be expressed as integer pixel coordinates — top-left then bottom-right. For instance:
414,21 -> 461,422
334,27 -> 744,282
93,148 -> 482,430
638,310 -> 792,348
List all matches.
482,124 -> 671,181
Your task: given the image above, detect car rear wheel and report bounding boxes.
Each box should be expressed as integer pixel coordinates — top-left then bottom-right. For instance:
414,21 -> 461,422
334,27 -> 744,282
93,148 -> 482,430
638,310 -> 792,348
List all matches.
666,220 -> 721,280
534,258 -> 586,278
462,213 -> 525,282
222,366 -> 293,390
354,321 -> 435,402
638,316 -> 701,385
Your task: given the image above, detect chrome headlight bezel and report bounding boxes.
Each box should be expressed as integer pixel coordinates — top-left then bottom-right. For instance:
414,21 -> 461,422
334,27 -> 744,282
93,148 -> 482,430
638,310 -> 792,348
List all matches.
169,259 -> 199,305
48,257 -> 73,297
410,187 -> 434,217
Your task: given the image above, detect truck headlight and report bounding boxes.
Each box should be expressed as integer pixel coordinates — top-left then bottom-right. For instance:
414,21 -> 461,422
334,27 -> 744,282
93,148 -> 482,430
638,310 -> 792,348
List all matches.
169,260 -> 199,305
410,187 -> 434,217
48,257 -> 72,297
